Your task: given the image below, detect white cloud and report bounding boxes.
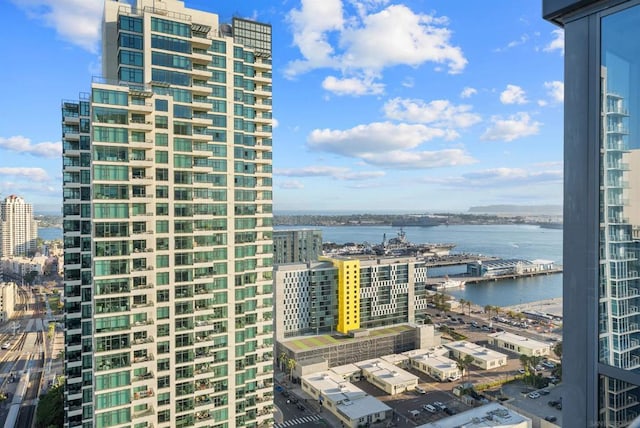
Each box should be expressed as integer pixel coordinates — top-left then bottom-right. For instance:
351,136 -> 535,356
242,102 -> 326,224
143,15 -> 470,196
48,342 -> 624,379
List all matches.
322,75 -> 384,96
401,77 -> 415,88
286,2 -> 467,85
360,149 -> 475,169
0,167 -> 50,182
286,0 -> 345,76
308,122 -> 447,156
340,5 -> 466,73
537,100 -> 548,107
424,166 -> 562,188
278,180 -> 305,190
544,81 -> 564,103
10,0 -> 103,53
0,136 -> 62,158
481,113 -> 541,142
500,84 -> 528,105
272,118 -> 279,128
460,87 -> 477,98
383,98 -> 481,129
278,165 -> 385,180
307,122 -> 476,169
494,34 -> 530,52
544,29 -> 564,55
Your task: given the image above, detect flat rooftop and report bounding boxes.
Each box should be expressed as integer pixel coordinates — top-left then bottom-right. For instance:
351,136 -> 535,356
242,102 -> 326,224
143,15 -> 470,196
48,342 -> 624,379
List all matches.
488,331 -> 550,351
355,358 -> 418,386
281,324 -> 415,352
302,372 -> 391,420
419,402 -> 530,427
330,363 -> 360,378
379,353 -> 410,366
402,346 -> 449,359
443,341 -> 507,362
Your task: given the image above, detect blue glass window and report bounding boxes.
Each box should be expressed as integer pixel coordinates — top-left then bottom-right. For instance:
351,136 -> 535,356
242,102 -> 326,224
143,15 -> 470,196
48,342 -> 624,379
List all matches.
118,16 -> 142,33
119,33 -> 142,49
119,50 -> 143,67
151,34 -> 191,54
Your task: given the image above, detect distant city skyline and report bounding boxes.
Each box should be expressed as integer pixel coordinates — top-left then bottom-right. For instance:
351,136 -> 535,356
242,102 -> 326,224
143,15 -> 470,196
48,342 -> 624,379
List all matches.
2,0 -> 563,212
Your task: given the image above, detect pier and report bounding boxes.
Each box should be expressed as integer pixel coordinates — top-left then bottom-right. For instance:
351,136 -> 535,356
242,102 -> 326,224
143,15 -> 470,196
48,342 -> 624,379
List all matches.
426,266 -> 563,287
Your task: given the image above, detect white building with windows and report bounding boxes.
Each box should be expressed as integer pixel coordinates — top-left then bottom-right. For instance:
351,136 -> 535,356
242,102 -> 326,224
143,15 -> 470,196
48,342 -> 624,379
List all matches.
0,195 -> 37,258
487,331 -> 551,357
444,341 -> 508,370
355,358 -> 419,395
301,371 -> 392,428
403,347 -> 461,382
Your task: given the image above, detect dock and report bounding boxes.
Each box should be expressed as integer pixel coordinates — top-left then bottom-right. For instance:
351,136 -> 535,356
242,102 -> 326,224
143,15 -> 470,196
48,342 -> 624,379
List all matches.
426,266 -> 563,287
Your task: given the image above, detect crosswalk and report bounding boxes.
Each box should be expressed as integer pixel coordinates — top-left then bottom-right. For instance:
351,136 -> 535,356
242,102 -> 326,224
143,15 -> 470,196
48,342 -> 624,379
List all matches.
275,414 -> 322,427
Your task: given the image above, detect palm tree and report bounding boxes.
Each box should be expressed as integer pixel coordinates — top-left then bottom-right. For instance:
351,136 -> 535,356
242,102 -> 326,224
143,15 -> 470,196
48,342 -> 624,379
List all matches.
519,354 -> 531,381
484,305 -> 493,319
286,358 -> 296,381
466,300 -> 472,316
278,352 -> 288,372
459,298 -> 466,314
455,355 -> 475,380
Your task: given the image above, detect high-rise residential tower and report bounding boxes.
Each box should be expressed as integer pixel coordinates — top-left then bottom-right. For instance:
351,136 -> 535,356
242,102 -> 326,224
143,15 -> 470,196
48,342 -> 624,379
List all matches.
62,1 -> 274,427
0,195 -> 38,258
544,1 -> 640,427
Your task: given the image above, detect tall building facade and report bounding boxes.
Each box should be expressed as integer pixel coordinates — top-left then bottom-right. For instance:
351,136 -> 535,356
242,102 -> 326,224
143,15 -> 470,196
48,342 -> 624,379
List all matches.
0,195 -> 38,258
62,1 -> 274,427
272,229 -> 322,264
544,1 -> 640,427
274,256 -> 429,339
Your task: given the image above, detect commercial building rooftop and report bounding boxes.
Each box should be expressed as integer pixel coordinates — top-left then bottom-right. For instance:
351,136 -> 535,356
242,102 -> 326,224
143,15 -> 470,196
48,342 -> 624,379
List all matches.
487,331 -> 551,352
302,372 -> 392,420
281,324 -> 415,352
419,402 -> 530,428
355,358 -> 418,386
444,341 -> 508,362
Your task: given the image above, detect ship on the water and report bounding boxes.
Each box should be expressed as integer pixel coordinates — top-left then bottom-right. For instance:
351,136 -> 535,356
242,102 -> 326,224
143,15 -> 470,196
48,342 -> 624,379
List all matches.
323,229 -> 455,257
373,229 -> 455,257
433,276 -> 466,290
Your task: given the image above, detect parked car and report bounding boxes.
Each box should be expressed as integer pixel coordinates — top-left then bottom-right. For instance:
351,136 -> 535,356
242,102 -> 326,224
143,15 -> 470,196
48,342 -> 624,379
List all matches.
539,389 -> 550,395
548,400 -> 560,407
542,361 -> 556,369
433,401 -> 447,411
528,392 -> 541,399
422,404 -> 437,413
545,416 -> 558,422
415,386 -> 426,394
444,408 -> 456,416
447,374 -> 461,382
408,410 -> 421,418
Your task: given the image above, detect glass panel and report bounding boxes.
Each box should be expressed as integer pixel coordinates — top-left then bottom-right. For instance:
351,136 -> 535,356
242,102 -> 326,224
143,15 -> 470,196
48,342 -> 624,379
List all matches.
600,5 -> 640,377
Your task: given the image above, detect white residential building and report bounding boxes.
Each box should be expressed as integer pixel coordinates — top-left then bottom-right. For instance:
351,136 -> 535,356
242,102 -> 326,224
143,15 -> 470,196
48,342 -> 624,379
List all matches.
0,195 -> 38,258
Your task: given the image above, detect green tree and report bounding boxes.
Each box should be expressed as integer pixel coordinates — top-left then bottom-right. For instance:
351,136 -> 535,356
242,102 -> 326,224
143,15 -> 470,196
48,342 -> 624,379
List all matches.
455,355 -> 474,380
286,358 -> 296,381
459,298 -> 467,314
35,384 -> 64,428
553,341 -> 563,359
23,270 -> 38,286
278,352 -> 288,372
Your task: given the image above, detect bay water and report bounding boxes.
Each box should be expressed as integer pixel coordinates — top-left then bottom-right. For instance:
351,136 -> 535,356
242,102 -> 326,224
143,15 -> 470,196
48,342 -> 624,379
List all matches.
278,224 -> 563,307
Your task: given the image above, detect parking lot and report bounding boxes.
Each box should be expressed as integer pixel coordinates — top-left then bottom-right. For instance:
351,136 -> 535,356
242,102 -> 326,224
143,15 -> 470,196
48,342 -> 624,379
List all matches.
502,381 -> 563,425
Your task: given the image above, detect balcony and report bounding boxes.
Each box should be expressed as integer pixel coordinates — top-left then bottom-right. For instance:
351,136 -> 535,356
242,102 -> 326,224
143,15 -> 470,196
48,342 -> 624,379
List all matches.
133,389 -> 154,399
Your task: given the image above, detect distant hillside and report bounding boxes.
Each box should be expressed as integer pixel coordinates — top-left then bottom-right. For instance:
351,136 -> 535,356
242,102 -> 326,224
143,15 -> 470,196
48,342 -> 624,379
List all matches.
468,205 -> 562,216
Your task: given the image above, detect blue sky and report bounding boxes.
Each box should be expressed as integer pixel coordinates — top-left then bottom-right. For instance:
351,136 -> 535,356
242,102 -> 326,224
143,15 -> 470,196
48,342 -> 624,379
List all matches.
1,0 -> 563,214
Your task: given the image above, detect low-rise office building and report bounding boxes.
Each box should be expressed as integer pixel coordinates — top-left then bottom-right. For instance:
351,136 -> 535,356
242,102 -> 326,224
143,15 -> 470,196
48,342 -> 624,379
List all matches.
301,372 -> 392,428
355,358 -> 418,395
330,364 -> 362,382
444,341 -> 508,370
488,331 -> 551,357
403,347 -> 461,382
